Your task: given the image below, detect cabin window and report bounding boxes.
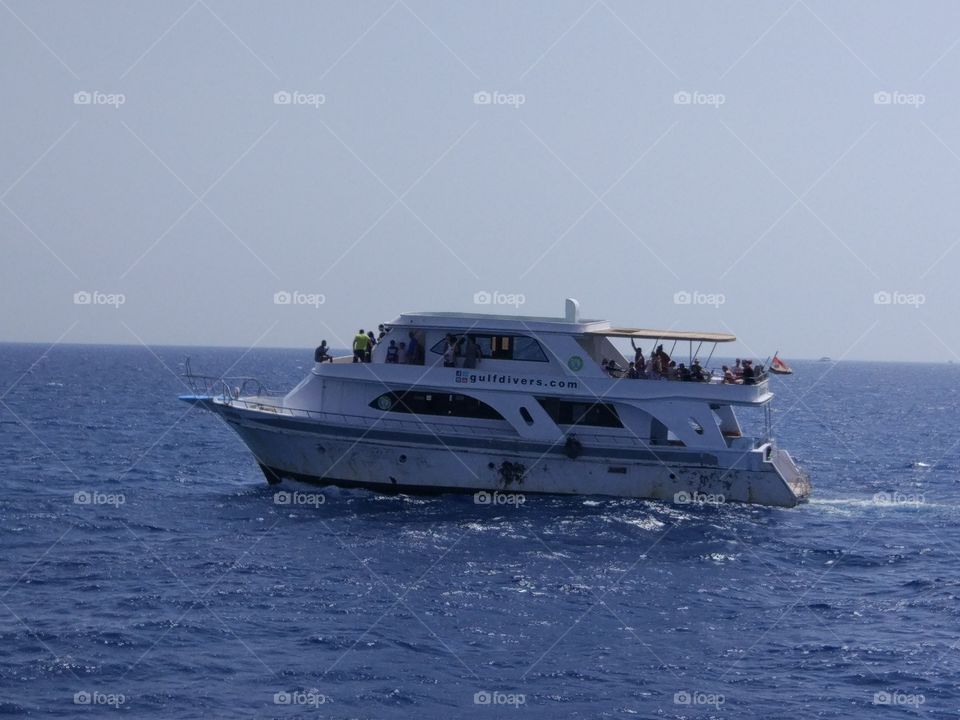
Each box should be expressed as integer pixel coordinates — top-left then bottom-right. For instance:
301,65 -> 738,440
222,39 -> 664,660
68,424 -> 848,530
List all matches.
369,391 -> 504,420
519,406 -> 534,425
512,336 -> 548,362
429,334 -> 548,363
535,397 -> 623,428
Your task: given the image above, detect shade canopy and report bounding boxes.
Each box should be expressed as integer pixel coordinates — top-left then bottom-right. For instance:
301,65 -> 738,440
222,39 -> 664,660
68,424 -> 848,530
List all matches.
586,327 -> 737,343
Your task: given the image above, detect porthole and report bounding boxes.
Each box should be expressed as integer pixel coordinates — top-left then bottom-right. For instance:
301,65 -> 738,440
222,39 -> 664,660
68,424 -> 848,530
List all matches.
519,407 -> 534,426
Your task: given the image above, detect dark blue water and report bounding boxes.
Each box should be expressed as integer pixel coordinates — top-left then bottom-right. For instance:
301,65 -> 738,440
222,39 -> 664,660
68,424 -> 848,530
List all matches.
2,344 -> 959,718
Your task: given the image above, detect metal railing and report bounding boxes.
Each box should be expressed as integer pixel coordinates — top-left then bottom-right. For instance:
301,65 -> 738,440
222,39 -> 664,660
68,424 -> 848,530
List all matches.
182,357 -> 282,402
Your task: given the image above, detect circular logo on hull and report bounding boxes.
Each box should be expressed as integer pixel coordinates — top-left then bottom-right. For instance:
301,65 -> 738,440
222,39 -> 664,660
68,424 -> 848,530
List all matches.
377,395 -> 393,410
567,355 -> 584,372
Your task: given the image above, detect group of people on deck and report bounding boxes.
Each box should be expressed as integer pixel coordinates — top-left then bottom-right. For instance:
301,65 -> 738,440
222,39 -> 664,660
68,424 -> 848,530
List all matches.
314,325 -> 425,365
439,334 -> 482,368
601,340 -> 762,384
720,358 -> 759,385
602,342 -> 706,381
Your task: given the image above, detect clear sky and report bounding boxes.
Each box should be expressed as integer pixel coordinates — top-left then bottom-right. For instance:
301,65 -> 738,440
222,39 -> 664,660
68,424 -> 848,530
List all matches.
2,1 -> 959,361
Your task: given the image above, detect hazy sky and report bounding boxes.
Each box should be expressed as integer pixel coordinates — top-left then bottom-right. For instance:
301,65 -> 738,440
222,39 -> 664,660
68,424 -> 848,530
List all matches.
2,1 -> 959,361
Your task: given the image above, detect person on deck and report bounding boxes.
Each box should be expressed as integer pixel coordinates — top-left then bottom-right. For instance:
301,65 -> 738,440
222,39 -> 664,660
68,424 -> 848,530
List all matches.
365,331 -> 377,362
314,341 -> 332,363
463,335 -> 481,369
627,361 -> 640,379
397,342 -> 408,364
656,345 -> 671,374
352,330 -> 369,363
605,358 -> 625,377
650,353 -> 663,378
742,360 -> 756,385
690,359 -> 705,382
385,340 -> 399,363
442,334 -> 458,367
405,332 -> 420,364
631,339 -> 645,368
722,365 -> 738,384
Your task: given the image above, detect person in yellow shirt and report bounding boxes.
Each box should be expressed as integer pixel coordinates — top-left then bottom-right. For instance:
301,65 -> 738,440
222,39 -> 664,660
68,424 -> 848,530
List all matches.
353,329 -> 370,363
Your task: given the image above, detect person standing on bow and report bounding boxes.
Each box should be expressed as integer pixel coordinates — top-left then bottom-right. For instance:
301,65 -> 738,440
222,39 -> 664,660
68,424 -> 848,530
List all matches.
352,329 -> 369,363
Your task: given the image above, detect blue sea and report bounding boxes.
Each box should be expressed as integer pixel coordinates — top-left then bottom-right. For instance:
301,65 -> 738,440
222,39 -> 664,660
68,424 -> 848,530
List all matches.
1,344 -> 958,718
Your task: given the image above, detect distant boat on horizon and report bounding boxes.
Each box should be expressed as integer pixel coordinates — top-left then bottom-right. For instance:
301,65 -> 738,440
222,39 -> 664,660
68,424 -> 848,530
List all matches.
818,356 -> 832,362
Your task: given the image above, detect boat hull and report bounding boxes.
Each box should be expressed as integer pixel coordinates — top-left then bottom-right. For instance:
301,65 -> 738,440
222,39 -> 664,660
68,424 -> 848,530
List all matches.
211,402 -> 811,508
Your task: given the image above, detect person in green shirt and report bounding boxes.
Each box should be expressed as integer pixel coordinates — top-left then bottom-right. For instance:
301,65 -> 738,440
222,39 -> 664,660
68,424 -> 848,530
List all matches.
353,329 -> 370,363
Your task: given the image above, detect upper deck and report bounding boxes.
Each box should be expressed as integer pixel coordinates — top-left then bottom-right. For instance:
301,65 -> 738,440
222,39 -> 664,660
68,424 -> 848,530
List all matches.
326,299 -> 770,406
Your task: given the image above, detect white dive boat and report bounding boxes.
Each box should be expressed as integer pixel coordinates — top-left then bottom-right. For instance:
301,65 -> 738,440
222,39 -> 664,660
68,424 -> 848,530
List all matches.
181,299 -> 811,507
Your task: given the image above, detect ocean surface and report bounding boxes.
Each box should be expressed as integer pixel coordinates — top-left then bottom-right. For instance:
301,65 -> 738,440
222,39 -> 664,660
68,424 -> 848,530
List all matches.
1,344 -> 958,718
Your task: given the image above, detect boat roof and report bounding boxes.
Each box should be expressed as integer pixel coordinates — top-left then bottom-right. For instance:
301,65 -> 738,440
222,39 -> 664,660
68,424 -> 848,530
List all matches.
586,327 -> 737,343
391,313 -> 735,343
391,311 -> 609,334
390,300 -> 736,341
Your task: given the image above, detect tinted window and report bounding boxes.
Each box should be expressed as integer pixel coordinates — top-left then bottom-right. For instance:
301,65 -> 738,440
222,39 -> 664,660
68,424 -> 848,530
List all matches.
513,336 -> 548,362
370,391 -> 504,420
429,334 -> 547,362
536,397 -> 623,428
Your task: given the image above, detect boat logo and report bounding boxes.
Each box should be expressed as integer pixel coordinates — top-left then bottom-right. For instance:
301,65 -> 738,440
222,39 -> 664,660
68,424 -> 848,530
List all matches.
377,396 -> 393,411
567,355 -> 584,372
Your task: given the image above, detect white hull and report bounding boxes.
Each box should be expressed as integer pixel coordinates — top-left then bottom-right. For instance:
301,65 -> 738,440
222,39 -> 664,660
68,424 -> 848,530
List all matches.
212,401 -> 811,508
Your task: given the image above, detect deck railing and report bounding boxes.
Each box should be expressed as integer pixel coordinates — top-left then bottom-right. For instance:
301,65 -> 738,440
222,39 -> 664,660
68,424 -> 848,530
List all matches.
182,358 -> 282,401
